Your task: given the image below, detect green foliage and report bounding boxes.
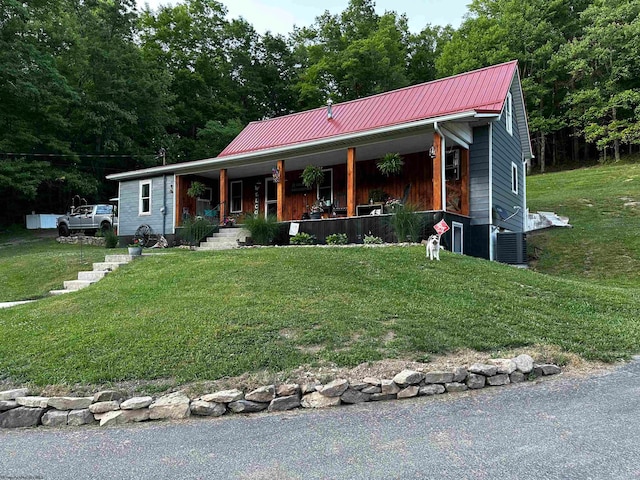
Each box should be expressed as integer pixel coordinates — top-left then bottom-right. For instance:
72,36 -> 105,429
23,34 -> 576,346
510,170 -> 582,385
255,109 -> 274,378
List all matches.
559,0 -> 640,160
527,159 -> 640,286
3,240 -> 639,386
376,153 -> 404,177
368,188 -> 389,203
291,0 -> 410,106
243,214 -> 280,245
178,216 -> 215,246
300,165 -> 325,190
187,181 -> 206,198
104,229 -> 119,249
0,237 -> 108,301
290,232 -> 316,245
325,233 -> 348,245
388,204 -> 423,242
363,233 -> 383,244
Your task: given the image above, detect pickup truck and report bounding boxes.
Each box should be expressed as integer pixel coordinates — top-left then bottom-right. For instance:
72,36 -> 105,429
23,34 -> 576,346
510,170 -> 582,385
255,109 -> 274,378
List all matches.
57,204 -> 117,236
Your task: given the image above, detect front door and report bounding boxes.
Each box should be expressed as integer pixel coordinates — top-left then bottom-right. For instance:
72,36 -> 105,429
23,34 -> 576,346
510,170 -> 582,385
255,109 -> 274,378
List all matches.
265,178 -> 277,218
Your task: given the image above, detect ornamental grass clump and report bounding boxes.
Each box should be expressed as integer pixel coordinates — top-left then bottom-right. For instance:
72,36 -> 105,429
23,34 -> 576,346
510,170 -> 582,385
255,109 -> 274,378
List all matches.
243,214 -> 280,245
388,203 -> 423,242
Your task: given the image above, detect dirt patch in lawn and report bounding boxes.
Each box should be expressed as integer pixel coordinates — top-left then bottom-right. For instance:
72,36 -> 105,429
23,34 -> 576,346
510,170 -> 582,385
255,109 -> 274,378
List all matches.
2,345 -> 618,399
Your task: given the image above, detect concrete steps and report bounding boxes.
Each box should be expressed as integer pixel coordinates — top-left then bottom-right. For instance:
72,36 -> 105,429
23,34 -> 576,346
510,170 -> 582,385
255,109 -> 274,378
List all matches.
49,253 -> 141,295
197,228 -> 249,251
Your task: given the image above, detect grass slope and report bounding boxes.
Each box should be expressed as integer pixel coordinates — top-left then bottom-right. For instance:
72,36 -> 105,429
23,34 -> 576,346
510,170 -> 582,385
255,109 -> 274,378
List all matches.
0,235 -> 109,301
527,160 -> 640,286
0,246 -> 638,387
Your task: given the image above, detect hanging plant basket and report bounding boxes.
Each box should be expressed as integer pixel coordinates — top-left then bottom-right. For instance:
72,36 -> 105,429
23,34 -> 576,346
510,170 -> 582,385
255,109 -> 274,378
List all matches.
301,165 -> 325,190
187,181 -> 206,198
376,153 -> 404,177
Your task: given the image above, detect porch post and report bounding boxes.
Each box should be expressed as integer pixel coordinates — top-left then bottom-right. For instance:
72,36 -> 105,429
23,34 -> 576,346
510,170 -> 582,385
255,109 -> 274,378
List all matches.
460,148 -> 470,215
347,147 -> 356,217
432,132 -> 443,210
219,168 -> 228,225
174,175 -> 182,227
277,159 -> 285,221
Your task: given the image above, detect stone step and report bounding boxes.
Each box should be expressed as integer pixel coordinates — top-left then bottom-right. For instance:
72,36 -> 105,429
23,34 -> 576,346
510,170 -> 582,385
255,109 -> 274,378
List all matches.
197,243 -> 238,251
49,289 -> 72,295
104,254 -> 138,263
78,270 -> 108,282
93,262 -> 124,271
210,228 -> 250,239
204,237 -> 238,244
63,280 -> 94,291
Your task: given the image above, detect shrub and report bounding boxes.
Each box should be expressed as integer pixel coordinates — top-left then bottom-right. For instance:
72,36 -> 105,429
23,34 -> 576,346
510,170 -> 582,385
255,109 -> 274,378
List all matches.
388,203 -> 423,242
104,229 -> 119,248
326,233 -> 348,245
290,232 -> 316,245
243,214 -> 280,245
363,234 -> 383,244
179,216 -> 216,246
325,233 -> 348,245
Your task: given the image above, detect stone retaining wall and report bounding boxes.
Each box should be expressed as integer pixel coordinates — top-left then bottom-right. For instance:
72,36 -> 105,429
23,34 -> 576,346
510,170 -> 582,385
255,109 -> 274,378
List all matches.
56,235 -> 106,246
0,355 -> 561,429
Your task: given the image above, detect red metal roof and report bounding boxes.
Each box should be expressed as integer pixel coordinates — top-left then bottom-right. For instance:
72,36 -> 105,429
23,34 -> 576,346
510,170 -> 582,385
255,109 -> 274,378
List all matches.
219,61 -> 519,157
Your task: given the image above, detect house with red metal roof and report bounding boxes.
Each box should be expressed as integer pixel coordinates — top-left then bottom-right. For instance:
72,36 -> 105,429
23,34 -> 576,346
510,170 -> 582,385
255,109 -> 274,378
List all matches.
107,60 -> 532,262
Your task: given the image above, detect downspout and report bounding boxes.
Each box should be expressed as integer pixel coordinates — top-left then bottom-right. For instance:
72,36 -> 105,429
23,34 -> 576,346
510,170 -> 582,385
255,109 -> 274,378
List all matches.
433,122 -> 447,213
488,123 -> 495,261
162,174 -> 167,236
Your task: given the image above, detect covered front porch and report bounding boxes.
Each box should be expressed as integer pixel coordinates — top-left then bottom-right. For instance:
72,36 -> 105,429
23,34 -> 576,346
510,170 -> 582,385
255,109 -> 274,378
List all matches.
173,123 -> 472,227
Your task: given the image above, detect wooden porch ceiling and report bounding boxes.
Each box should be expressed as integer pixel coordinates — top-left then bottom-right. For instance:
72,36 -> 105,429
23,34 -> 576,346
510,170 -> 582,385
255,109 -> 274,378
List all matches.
193,128 -> 468,180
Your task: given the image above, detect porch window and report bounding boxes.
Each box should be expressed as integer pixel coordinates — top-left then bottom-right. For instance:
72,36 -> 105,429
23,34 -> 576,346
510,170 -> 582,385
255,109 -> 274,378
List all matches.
139,180 -> 151,215
230,180 -> 243,213
452,221 -> 464,254
506,92 -> 513,135
318,168 -> 333,204
511,162 -> 518,194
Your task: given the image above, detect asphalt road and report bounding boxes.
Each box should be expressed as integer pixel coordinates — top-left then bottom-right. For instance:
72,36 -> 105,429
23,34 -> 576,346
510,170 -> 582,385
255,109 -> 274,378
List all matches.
1,359 -> 639,480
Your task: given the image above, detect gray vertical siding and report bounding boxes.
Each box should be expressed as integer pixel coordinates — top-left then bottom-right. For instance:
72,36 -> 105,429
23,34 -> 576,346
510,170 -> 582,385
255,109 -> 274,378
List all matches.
491,85 -> 526,232
469,125 -> 490,225
118,176 -> 174,236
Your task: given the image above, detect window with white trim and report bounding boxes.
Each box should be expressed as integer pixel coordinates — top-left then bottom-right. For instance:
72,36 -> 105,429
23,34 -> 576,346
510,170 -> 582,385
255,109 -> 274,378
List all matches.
317,168 -> 333,204
511,162 -> 519,194
506,91 -> 513,135
139,180 -> 151,215
230,180 -> 243,213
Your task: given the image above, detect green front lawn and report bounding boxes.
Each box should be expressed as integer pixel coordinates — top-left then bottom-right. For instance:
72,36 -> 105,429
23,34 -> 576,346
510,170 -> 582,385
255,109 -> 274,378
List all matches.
0,236 -> 111,302
1,246 -> 638,387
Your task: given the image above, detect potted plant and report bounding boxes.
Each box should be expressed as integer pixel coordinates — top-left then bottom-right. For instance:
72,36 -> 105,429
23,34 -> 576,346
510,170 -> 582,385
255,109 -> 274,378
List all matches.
309,199 -> 324,219
301,165 -> 325,219
376,153 -> 404,177
128,238 -> 142,256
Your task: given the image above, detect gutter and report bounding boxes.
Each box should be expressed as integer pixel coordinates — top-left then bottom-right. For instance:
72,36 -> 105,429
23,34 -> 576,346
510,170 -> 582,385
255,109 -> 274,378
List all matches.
106,110 -> 481,182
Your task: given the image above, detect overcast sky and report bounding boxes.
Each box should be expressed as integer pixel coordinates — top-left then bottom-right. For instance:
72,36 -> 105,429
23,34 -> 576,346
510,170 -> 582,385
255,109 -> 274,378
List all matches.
135,0 -> 471,36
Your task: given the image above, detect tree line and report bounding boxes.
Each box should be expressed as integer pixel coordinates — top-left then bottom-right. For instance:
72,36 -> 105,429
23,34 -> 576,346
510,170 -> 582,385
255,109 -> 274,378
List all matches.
1,0 -> 638,224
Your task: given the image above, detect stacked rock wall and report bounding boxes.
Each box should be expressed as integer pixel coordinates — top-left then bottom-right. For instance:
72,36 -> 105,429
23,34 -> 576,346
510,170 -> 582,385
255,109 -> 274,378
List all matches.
0,355 -> 561,429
